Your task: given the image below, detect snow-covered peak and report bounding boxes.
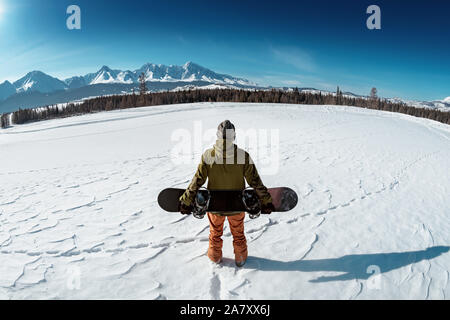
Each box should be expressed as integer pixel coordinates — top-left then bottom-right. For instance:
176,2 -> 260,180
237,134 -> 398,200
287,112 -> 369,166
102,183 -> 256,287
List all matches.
81,66 -> 134,85
133,61 -> 255,85
99,65 -> 112,71
13,71 -> 67,94
89,66 -> 119,84
183,61 -> 204,71
443,97 -> 450,103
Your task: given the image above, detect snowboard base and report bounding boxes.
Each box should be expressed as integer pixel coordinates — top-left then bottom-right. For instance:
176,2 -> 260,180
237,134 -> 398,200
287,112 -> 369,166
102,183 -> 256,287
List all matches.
157,187 -> 298,213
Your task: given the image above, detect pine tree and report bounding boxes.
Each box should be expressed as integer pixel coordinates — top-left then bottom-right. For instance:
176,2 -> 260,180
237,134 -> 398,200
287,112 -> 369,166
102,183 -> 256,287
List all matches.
370,87 -> 378,99
0,113 -> 8,128
336,86 -> 341,105
139,72 -> 147,95
369,87 -> 378,108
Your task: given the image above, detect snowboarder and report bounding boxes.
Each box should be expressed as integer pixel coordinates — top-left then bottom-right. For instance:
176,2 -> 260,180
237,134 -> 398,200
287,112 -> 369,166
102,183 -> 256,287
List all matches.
179,120 -> 274,267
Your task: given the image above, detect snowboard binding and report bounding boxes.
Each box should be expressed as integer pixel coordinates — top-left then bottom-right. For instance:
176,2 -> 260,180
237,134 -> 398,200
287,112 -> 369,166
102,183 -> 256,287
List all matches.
242,188 -> 261,219
193,188 -> 210,219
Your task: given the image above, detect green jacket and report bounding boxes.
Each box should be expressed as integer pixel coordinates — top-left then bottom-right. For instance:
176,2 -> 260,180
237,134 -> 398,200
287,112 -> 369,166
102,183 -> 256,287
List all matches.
179,139 -> 272,216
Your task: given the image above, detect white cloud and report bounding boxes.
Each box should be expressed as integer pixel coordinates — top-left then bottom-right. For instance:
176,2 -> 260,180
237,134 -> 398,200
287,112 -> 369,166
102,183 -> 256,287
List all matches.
271,47 -> 316,72
248,72 -> 332,90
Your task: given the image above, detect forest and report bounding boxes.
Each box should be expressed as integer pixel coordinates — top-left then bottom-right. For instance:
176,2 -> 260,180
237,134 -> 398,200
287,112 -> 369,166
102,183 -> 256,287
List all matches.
1,88 -> 449,128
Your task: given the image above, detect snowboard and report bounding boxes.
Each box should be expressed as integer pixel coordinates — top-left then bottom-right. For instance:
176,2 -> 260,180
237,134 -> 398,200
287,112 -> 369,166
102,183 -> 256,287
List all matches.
157,187 -> 298,213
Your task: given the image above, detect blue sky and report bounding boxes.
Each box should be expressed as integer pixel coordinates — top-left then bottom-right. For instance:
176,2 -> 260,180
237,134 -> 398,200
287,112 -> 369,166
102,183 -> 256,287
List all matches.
0,0 -> 449,101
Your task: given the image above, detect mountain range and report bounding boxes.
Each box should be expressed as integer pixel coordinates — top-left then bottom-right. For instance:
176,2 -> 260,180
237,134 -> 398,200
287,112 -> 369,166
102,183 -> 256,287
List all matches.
0,61 -> 449,113
0,62 -> 257,113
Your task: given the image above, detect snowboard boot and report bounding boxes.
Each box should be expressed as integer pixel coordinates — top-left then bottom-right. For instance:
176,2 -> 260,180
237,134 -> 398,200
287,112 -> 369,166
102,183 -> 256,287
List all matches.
234,248 -> 248,268
235,254 -> 247,267
207,247 -> 222,264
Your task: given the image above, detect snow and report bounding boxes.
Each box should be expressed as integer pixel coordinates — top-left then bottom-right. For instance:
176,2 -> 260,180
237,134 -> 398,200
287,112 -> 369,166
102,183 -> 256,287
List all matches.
389,97 -> 450,112
0,102 -> 449,299
19,80 -> 35,92
443,97 -> 450,103
170,84 -> 238,92
91,70 -> 115,84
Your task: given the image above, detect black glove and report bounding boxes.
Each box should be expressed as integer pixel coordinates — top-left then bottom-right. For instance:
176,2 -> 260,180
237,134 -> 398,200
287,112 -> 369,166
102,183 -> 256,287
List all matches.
179,201 -> 193,215
261,202 -> 275,214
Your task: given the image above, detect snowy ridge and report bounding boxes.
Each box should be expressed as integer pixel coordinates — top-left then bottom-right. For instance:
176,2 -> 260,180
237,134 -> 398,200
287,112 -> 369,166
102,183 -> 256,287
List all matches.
0,102 -> 449,299
170,83 -> 240,92
278,88 -> 450,112
0,63 -> 258,112
107,61 -> 255,86
1,62 -> 255,94
388,97 -> 450,112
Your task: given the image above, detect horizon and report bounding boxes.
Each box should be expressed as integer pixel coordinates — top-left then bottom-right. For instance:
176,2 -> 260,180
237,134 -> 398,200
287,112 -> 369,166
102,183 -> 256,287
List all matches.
0,0 -> 449,101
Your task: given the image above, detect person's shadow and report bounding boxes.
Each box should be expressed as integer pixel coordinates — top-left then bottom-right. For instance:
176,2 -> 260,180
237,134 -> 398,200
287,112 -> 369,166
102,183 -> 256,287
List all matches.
242,246 -> 449,282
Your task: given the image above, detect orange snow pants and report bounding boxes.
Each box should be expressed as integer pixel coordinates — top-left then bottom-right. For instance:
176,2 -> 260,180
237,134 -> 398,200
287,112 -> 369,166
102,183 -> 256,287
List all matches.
207,212 -> 247,263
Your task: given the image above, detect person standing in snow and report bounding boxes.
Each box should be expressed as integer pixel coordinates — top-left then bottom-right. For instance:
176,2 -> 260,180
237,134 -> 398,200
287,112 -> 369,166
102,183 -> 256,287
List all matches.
179,120 -> 274,267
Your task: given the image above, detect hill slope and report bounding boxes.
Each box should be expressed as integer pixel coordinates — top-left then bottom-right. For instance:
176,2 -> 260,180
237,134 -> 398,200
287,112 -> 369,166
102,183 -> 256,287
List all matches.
0,103 -> 449,299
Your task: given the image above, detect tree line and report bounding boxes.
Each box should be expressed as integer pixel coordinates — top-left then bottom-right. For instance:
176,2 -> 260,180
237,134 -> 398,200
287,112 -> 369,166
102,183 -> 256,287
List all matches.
1,113 -> 10,128
1,88 -> 449,128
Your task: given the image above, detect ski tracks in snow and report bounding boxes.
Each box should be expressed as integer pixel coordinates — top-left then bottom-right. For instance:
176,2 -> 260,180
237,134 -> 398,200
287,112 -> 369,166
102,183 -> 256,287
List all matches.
0,153 -> 174,297
1,103 -> 449,299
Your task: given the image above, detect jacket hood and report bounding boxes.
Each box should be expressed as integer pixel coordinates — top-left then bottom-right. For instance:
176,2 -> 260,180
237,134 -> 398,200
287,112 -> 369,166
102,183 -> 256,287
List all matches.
214,139 -> 235,158
203,139 -> 236,165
